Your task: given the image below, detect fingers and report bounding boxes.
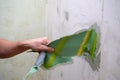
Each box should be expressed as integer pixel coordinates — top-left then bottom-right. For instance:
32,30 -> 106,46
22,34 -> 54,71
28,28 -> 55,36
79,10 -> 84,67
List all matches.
31,45 -> 54,52
26,37 -> 54,52
39,37 -> 54,52
40,45 -> 54,52
40,37 -> 49,45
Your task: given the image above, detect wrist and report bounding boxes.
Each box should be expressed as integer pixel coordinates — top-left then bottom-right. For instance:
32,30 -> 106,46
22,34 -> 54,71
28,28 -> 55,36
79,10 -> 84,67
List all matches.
17,40 -> 30,50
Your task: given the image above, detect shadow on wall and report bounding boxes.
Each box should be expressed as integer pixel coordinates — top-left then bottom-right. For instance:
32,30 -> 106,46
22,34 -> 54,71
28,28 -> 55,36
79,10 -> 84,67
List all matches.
84,52 -> 101,71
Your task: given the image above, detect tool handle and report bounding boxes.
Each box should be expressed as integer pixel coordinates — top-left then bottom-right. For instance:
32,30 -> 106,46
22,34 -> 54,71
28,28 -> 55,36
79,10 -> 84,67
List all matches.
34,51 -> 46,67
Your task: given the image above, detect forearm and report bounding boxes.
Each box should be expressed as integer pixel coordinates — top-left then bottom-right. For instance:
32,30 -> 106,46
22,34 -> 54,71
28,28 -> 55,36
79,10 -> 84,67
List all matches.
0,38 -> 54,59
0,39 -> 29,58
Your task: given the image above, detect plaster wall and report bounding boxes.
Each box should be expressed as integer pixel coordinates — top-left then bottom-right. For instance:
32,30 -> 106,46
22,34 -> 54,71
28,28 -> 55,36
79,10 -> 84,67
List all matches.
45,0 -> 120,80
0,0 -> 47,80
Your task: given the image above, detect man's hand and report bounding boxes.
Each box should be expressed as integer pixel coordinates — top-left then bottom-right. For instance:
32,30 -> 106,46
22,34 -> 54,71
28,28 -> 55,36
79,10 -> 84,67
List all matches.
0,37 -> 54,58
21,37 -> 54,52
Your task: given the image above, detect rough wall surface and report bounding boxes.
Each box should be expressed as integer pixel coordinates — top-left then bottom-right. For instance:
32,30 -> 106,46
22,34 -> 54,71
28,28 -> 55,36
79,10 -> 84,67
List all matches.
0,0 -> 47,80
0,0 -> 120,80
45,0 -> 120,80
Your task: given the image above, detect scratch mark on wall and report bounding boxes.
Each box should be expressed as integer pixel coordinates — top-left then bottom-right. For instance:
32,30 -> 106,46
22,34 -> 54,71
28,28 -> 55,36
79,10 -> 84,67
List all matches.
56,0 -> 61,17
101,0 -> 104,22
57,7 -> 60,17
64,11 -> 69,21
60,72 -> 63,78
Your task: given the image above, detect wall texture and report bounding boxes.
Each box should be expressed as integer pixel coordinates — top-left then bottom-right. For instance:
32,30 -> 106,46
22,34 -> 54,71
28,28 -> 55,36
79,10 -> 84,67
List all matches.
0,0 -> 47,80
45,0 -> 120,80
101,0 -> 120,80
0,0 -> 120,80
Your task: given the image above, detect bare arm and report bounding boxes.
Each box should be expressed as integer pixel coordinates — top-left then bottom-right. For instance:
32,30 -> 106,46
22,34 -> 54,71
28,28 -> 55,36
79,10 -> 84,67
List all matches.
0,37 -> 54,58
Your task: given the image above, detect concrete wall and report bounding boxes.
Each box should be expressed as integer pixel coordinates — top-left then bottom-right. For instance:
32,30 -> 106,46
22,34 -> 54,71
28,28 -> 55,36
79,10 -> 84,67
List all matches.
0,0 -> 120,80
45,0 -> 120,80
101,0 -> 120,80
0,0 -> 47,80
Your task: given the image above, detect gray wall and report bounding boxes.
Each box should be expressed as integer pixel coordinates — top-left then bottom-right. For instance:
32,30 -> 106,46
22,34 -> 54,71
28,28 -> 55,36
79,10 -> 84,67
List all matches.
0,0 -> 120,80
0,0 -> 47,80
46,0 -> 120,80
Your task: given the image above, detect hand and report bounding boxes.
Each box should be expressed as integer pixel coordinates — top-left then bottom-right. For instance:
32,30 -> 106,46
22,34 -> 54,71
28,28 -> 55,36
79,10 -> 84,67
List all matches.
0,37 -> 54,58
22,37 -> 54,52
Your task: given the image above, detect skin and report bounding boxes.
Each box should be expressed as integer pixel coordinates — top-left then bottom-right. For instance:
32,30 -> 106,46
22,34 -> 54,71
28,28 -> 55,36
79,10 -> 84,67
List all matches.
0,37 -> 54,59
